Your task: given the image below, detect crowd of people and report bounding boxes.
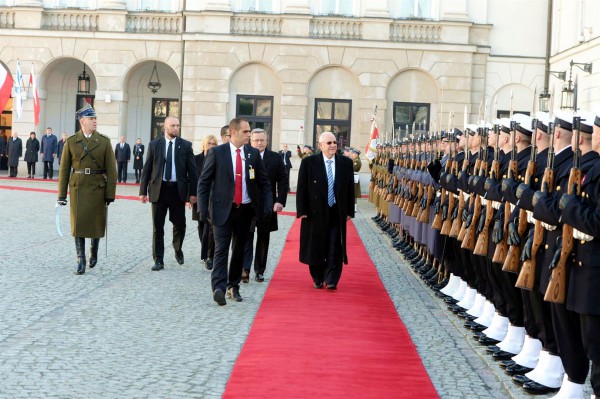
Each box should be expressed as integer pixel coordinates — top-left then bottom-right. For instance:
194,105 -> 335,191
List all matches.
368,109 -> 600,399
55,105 -> 359,308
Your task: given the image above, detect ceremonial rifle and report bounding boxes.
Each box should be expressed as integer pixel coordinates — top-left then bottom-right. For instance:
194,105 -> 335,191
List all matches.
432,131 -> 450,230
441,112 -> 457,235
545,88 -> 581,303
493,93 -> 516,264
474,123 -> 500,255
462,127 -> 488,250
411,136 -> 425,217
450,131 -> 469,238
517,99 -> 555,288
405,137 -> 418,215
420,134 -> 436,223
504,92 -> 539,272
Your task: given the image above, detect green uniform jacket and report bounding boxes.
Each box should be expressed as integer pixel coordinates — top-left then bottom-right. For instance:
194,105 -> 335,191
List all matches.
58,131 -> 117,238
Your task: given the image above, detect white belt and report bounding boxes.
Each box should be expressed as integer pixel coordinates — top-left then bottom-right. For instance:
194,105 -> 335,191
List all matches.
436,191 -> 442,198
492,201 -> 500,210
462,191 -> 469,201
481,198 -> 487,206
573,228 -> 594,242
542,222 -> 557,231
526,210 -> 534,224
509,203 -> 515,213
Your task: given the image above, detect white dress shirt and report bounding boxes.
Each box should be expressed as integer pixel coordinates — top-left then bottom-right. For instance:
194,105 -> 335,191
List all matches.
163,137 -> 177,182
230,142 -> 250,204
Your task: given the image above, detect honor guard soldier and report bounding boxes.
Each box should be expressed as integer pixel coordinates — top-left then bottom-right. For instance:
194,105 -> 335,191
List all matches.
57,105 -> 118,275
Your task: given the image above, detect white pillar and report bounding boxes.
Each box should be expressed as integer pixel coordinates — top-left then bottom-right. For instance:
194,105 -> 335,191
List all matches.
100,0 -> 126,10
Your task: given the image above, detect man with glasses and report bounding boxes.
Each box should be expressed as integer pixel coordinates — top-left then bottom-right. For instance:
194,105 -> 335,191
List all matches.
242,128 -> 288,283
296,132 -> 355,290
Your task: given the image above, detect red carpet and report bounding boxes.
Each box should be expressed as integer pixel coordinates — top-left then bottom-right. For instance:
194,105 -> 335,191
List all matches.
223,219 -> 438,398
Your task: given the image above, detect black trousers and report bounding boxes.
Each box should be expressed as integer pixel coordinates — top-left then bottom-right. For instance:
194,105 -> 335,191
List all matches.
496,267 -> 523,326
243,227 -> 271,275
117,162 -> 128,182
151,183 -> 186,262
551,302 -> 588,384
580,313 -> 600,395
211,203 -> 254,292
134,169 -> 142,182
27,162 -> 35,176
197,219 -> 214,261
9,166 -> 17,177
309,205 -> 343,286
43,160 -> 53,178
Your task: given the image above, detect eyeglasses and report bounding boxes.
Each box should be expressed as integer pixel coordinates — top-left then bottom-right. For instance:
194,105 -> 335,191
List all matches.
323,141 -> 337,145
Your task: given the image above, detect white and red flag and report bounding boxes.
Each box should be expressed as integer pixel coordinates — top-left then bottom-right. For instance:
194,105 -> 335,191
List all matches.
30,64 -> 40,126
365,116 -> 379,161
0,63 -> 13,114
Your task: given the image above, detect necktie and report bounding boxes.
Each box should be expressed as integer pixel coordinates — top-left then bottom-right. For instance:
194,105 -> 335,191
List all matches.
282,152 -> 286,164
326,159 -> 335,206
234,148 -> 242,205
165,140 -> 173,181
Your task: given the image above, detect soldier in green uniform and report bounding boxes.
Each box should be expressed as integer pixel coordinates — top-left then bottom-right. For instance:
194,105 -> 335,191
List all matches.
57,105 -> 118,275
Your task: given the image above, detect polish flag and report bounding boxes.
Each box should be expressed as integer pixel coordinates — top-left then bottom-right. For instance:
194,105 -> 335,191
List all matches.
365,117 -> 379,161
30,64 -> 40,126
0,64 -> 13,115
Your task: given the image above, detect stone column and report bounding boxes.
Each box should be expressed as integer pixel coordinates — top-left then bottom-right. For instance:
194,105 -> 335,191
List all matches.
101,0 -> 126,10
13,0 -> 43,29
98,0 -> 127,32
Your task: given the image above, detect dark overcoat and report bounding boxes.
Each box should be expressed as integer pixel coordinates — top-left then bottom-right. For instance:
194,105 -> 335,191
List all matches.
7,137 -> 22,167
58,131 -> 118,238
24,137 -> 39,162
133,144 -> 144,169
296,153 -> 355,265
41,134 -> 58,162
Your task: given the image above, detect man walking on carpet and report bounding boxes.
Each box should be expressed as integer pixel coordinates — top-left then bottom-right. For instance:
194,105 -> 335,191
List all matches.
296,131 -> 355,290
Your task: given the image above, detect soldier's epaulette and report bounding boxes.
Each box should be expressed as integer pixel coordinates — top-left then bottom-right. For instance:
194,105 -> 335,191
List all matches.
98,133 -> 111,140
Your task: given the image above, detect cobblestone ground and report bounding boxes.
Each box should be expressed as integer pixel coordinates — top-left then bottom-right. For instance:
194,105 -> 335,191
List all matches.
0,177 -> 592,398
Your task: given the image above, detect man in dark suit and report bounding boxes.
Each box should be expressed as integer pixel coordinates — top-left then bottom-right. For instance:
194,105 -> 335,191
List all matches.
242,129 -> 288,283
40,127 -> 58,179
198,117 -> 272,306
57,132 -> 68,165
296,131 -> 355,290
115,135 -> 131,183
279,143 -> 292,192
139,117 -> 197,271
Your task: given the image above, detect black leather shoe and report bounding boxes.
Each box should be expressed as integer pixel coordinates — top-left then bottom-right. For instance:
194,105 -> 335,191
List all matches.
493,350 -> 517,361
522,381 -> 558,394
512,374 -> 531,386
314,282 -> 324,289
241,269 -> 250,283
499,360 -> 516,369
479,336 -> 500,346
486,345 -> 500,354
326,284 -> 337,290
255,274 -> 264,282
205,259 -> 213,270
448,304 -> 465,313
152,259 -> 164,271
473,331 -> 485,340
469,323 -> 487,332
213,289 -> 226,306
444,297 -> 459,304
89,238 -> 99,268
505,364 -> 532,376
175,251 -> 184,265
227,287 -> 243,302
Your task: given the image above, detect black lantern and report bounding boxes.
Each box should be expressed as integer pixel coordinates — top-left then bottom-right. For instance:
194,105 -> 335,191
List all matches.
560,60 -> 592,110
77,64 -> 90,94
147,62 -> 161,94
538,91 -> 550,113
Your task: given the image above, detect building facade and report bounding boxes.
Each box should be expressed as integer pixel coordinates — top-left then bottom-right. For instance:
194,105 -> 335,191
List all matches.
1,0 -> 594,174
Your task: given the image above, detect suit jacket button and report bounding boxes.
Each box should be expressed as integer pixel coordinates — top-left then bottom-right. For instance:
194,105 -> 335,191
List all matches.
545,244 -> 549,250
579,261 -> 582,267
581,240 -> 585,245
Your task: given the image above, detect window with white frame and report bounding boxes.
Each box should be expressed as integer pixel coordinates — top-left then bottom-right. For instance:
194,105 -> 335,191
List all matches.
43,0 -> 96,8
321,0 -> 353,16
239,0 -> 274,13
395,0 -> 432,19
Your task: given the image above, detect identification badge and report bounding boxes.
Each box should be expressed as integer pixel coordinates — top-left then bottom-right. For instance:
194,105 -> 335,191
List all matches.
249,166 -> 255,180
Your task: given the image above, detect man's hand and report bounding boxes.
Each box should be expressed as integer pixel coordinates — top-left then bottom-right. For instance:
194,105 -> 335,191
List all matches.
492,219 -> 503,244
559,184 -> 578,211
139,195 -> 148,204
521,230 -> 534,261
346,216 -> 352,221
273,202 -> 284,212
299,215 -> 307,219
549,239 -> 562,270
507,220 -> 520,246
189,195 -> 197,205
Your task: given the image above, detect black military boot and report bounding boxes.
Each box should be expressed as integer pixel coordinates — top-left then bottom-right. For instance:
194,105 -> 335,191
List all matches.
89,238 -> 100,268
74,237 -> 86,275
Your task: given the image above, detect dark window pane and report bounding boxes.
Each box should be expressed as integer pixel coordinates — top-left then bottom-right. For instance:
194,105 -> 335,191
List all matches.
334,102 -> 350,120
238,97 -> 254,116
256,98 -> 272,117
394,102 -> 430,138
334,125 -> 350,149
316,101 -> 333,119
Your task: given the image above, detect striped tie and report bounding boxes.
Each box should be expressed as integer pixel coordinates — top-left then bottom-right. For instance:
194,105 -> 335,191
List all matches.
326,159 -> 335,207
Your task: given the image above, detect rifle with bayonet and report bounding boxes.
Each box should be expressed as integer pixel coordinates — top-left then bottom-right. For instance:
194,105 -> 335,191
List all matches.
433,132 -> 451,230
462,127 -> 488,250
493,120 -> 518,264
545,111 -> 581,304
419,135 -> 436,223
404,138 -> 418,215
411,137 -> 425,217
474,124 -> 499,256
517,110 -> 555,289
504,115 -> 539,273
450,129 -> 469,238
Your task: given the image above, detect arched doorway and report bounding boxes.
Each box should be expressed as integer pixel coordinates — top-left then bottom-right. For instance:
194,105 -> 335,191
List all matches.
122,60 -> 180,146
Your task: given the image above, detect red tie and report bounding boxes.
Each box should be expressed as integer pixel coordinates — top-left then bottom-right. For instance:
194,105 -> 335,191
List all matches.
234,148 -> 242,205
